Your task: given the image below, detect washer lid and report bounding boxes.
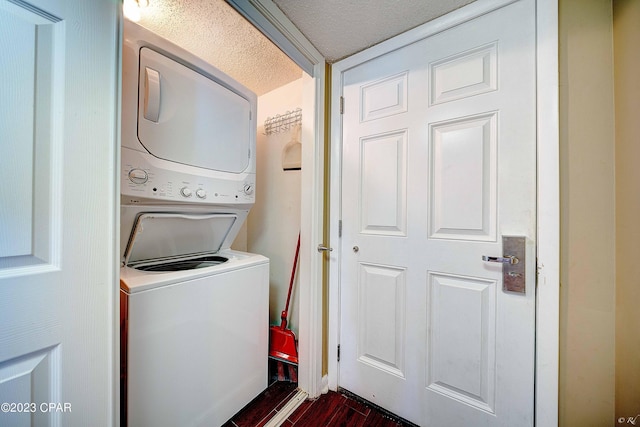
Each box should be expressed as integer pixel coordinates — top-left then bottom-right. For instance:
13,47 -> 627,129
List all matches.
123,213 -> 237,265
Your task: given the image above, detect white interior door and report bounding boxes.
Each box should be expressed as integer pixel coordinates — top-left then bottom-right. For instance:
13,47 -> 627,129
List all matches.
0,0 -> 118,425
338,1 -> 536,425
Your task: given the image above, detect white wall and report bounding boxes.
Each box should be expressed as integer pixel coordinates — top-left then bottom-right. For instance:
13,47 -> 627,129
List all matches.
249,79 -> 303,333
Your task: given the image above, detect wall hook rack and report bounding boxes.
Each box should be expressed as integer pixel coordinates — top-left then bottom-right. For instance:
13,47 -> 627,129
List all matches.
264,108 -> 302,135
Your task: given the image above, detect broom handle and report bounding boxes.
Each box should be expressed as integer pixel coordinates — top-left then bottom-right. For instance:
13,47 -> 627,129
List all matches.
283,233 -> 301,317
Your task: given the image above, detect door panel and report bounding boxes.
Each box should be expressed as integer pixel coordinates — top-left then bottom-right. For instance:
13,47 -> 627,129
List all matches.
360,131 -> 407,235
0,0 -> 118,425
429,113 -> 497,240
360,72 -> 408,121
0,1 -> 59,271
430,42 -> 497,105
357,263 -> 406,378
427,272 -> 497,413
339,1 -> 536,425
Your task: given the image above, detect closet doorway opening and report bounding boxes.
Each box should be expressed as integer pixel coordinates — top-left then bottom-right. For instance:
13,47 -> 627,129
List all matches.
124,0 -> 327,397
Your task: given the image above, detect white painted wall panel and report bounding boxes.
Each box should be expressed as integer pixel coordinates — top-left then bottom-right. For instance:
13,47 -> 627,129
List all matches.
247,79 -> 303,332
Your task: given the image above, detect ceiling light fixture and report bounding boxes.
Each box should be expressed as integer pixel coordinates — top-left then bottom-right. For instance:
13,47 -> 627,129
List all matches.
123,0 -> 148,22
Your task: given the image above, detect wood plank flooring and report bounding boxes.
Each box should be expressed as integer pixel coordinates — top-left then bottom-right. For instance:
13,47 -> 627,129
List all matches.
224,381 -> 416,427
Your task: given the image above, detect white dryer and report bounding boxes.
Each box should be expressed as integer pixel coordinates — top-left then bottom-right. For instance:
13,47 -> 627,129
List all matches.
119,20 -> 268,427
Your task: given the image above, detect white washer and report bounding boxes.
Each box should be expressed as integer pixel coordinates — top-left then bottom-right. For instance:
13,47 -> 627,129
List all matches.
120,212 -> 269,427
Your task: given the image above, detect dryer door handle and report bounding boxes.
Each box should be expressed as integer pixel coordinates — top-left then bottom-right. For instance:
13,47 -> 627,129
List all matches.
144,67 -> 161,122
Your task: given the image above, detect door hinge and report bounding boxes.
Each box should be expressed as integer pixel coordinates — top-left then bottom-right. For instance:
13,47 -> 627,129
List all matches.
340,96 -> 344,114
337,344 -> 340,362
338,220 -> 342,237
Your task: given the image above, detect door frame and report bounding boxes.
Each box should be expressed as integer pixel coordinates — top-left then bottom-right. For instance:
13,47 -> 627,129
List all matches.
328,0 -> 559,426
226,0 -> 328,399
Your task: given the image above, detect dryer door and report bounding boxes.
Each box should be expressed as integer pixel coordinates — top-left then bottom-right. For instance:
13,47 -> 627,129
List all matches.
123,213 -> 237,265
137,47 -> 252,173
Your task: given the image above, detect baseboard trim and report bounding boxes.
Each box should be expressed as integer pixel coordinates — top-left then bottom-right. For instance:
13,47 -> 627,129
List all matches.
263,388 -> 308,427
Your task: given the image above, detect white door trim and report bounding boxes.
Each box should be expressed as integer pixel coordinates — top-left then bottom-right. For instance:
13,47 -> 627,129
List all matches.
328,0 -> 559,425
225,0 -> 328,399
226,0 -> 320,75
532,0 -> 560,424
298,65 -> 327,398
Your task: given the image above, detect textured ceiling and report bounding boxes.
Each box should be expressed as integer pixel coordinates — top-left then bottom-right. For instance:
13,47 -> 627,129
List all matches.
272,0 -> 477,62
133,0 -> 477,95
135,0 -> 303,96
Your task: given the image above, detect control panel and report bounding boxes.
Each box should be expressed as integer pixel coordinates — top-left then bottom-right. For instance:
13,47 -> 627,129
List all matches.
121,149 -> 255,206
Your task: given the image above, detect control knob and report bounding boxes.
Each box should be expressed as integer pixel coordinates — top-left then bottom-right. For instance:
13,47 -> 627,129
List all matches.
128,168 -> 148,184
243,184 -> 254,195
180,187 -> 193,198
196,189 -> 207,199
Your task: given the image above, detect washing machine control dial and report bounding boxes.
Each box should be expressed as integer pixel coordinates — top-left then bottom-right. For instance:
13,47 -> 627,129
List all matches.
128,168 -> 148,184
180,187 -> 193,198
196,189 -> 207,199
243,184 -> 254,195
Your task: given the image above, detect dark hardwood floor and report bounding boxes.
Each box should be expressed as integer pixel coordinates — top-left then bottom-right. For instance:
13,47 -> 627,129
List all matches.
224,381 -> 417,427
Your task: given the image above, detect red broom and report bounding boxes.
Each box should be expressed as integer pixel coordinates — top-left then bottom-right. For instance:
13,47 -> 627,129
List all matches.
269,233 -> 300,366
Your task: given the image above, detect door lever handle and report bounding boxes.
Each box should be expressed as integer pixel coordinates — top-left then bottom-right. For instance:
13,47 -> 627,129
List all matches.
317,245 -> 333,253
482,236 -> 527,294
483,236 -> 526,294
482,255 -> 519,265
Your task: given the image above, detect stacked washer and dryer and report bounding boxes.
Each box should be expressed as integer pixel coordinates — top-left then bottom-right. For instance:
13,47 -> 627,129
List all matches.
120,20 -> 269,426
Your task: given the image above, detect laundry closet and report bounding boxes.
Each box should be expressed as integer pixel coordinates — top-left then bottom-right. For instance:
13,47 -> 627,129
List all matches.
119,1 -> 306,420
